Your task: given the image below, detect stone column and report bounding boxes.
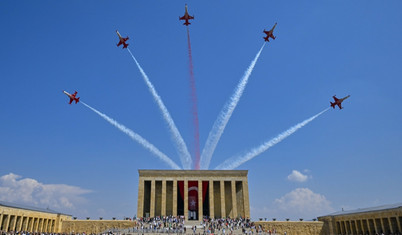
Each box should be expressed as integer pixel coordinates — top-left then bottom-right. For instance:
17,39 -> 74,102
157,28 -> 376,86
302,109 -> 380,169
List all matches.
43,219 -> 48,233
173,180 -> 178,216
354,220 -> 359,234
23,217 -> 27,232
3,215 -> 10,232
380,217 -> 385,233
339,221 -> 344,234
10,216 -> 16,232
21,217 -> 26,231
220,180 -> 226,218
0,214 -> 3,230
348,220 -> 353,234
17,216 -> 23,232
28,217 -> 33,232
231,180 -> 238,218
44,219 -> 48,233
396,216 -> 402,234
373,217 -> 379,234
209,180 -> 214,219
366,219 -> 372,234
162,180 -> 167,216
39,218 -> 44,232
198,180 -> 203,221
31,217 -> 35,232
33,218 -> 38,232
137,179 -> 145,218
360,219 -> 365,234
242,179 -> 250,218
184,180 -> 188,220
51,220 -> 56,233
150,180 -> 156,218
388,217 -> 394,234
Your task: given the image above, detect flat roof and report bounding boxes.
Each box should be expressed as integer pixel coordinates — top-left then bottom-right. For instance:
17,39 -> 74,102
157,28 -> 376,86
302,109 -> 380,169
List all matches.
138,169 -> 248,177
319,202 -> 402,218
0,200 -> 70,216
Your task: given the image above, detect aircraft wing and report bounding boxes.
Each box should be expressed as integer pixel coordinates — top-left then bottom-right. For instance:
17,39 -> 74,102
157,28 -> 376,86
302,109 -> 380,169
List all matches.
117,41 -> 122,46
188,15 -> 194,20
333,96 -> 339,102
69,98 -> 73,104
179,16 -> 186,20
337,103 -> 342,109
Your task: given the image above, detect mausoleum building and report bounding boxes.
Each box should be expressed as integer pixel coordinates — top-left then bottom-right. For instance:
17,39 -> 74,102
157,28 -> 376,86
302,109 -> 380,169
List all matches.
136,170 -> 250,221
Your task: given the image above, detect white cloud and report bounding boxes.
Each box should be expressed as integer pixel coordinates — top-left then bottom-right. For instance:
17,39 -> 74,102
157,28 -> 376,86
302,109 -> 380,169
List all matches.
287,170 -> 309,182
251,188 -> 333,220
274,188 -> 333,217
0,173 -> 92,210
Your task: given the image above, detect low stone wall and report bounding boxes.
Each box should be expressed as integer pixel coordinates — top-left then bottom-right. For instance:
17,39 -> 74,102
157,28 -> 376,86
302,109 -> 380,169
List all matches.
254,221 -> 324,235
61,220 -> 136,234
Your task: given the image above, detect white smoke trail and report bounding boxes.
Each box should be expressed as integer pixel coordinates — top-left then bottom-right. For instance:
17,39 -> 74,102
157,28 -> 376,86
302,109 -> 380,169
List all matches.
215,108 -> 330,170
200,43 -> 266,170
81,102 -> 181,170
127,48 -> 192,169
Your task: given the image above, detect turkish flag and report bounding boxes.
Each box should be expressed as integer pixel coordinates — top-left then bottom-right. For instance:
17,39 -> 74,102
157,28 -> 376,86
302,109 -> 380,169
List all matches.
178,181 -> 209,211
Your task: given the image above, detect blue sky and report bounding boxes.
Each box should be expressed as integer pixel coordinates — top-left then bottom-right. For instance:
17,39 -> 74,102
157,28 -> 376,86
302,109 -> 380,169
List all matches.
1,1 -> 401,220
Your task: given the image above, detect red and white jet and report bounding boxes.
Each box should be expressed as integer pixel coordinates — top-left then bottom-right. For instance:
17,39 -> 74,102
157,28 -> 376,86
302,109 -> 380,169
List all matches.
330,95 -> 350,109
116,30 -> 129,49
63,90 -> 80,104
179,4 -> 194,26
263,23 -> 277,42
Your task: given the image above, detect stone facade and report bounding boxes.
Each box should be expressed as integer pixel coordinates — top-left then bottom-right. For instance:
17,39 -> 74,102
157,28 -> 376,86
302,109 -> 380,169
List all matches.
254,221 -> 324,235
61,220 -> 136,234
137,170 -> 250,221
318,203 -> 402,235
0,202 -> 71,233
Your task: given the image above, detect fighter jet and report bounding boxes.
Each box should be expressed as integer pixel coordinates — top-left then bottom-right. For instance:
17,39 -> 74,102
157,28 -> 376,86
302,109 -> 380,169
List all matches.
116,30 -> 129,49
63,91 -> 80,104
179,4 -> 194,26
263,23 -> 277,42
330,95 -> 350,109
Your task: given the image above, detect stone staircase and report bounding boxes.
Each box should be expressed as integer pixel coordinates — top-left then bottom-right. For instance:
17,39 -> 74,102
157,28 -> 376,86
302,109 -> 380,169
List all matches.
184,220 -> 203,229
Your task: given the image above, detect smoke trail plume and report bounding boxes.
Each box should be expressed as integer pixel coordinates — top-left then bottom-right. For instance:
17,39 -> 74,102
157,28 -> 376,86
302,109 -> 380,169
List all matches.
186,27 -> 201,169
200,43 -> 266,170
215,108 -> 330,170
81,102 -> 181,170
127,48 -> 192,169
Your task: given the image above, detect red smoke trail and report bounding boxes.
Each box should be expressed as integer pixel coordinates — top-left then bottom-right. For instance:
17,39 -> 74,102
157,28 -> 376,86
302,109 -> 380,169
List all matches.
186,27 -> 201,169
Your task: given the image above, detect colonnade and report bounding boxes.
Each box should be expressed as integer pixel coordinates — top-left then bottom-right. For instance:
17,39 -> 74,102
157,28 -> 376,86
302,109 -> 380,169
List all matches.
0,203 -> 69,233
335,216 -> 402,234
319,205 -> 402,235
0,213 -> 56,233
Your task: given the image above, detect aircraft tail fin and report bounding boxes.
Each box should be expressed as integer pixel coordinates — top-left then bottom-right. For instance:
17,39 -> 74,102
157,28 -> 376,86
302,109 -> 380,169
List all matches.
330,102 -> 335,108
76,97 -> 80,104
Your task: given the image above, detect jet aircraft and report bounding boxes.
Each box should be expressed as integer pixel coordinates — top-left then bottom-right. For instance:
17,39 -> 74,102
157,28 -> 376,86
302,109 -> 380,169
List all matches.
263,23 -> 277,42
63,91 -> 80,104
330,95 -> 350,109
116,30 -> 129,49
179,4 -> 194,26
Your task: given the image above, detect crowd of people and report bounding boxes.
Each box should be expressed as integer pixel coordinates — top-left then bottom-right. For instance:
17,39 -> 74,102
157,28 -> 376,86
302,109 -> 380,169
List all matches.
131,216 -> 187,234
127,216 -> 259,234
